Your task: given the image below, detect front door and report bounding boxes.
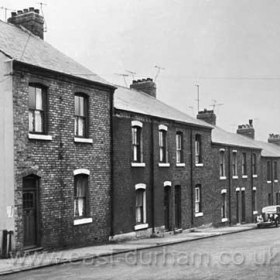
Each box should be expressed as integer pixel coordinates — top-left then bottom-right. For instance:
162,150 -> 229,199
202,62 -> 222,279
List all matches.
164,186 -> 171,231
23,176 -> 39,248
241,190 -> 246,223
174,186 -> 181,229
236,191 -> 240,224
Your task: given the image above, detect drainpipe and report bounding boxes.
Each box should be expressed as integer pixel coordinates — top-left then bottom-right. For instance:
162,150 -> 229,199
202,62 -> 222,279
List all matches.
151,119 -> 155,234
190,129 -> 194,227
110,92 -> 114,237
250,151 -> 254,222
227,148 -> 232,225
271,159 -> 274,204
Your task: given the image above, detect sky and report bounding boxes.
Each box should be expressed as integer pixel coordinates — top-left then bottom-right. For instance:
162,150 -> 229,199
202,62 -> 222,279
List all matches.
1,0 -> 280,141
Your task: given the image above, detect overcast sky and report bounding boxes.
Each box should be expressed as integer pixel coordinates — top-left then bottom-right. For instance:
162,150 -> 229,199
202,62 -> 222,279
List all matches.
1,0 -> 280,141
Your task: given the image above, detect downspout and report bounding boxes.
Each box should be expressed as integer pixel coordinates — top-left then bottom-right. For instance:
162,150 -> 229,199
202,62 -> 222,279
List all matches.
190,129 -> 194,227
151,119 -> 155,234
250,151 -> 254,222
227,148 -> 232,225
110,91 -> 115,237
271,159 -> 274,204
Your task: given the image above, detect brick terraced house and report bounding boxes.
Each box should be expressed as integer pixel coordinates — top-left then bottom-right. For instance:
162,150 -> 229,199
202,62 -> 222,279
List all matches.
111,82 -> 280,240
0,9 -> 115,254
1,8 -> 280,256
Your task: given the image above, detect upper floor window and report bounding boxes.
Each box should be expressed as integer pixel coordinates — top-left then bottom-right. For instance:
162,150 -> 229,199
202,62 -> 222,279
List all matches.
242,153 -> 247,175
267,161 -> 271,181
176,132 -> 183,163
29,85 -> 47,133
252,153 -> 257,175
195,134 -> 202,164
74,94 -> 88,137
232,151 -> 237,177
74,174 -> 88,217
132,121 -> 143,163
274,161 -> 278,181
159,125 -> 168,163
194,185 -> 202,213
219,150 -> 226,177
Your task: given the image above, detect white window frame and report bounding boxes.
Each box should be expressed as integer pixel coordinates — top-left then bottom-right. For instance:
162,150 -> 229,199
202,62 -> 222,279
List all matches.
232,150 -> 238,178
176,132 -> 183,164
194,185 -> 202,214
159,125 -> 168,163
219,149 -> 226,179
131,121 -> 143,164
134,184 -> 148,230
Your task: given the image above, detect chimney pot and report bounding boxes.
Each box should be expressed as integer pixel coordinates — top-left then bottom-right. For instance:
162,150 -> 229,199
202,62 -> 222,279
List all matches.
236,120 -> 255,139
34,9 -> 40,14
130,77 -> 157,98
8,7 -> 44,39
197,109 -> 216,125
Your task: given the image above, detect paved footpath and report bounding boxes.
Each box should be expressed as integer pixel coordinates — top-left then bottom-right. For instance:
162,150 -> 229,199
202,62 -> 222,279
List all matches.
0,223 -> 256,276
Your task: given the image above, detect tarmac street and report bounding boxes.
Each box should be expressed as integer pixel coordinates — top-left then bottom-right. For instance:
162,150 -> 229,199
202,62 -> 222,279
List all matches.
2,225 -> 280,279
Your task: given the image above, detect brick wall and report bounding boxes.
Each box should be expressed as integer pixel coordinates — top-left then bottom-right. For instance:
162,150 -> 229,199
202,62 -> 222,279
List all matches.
13,64 -> 113,251
112,110 -> 214,236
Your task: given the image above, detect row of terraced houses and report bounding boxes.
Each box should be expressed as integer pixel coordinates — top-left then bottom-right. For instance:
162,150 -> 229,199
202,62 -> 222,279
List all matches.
0,8 -> 280,255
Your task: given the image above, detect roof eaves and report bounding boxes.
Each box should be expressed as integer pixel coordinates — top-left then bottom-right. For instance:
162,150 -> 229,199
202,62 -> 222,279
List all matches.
13,60 -> 117,91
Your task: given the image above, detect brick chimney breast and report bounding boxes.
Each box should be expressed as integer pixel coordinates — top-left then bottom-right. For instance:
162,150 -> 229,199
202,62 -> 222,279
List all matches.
8,8 -> 44,39
268,134 -> 280,146
197,109 -> 216,125
130,78 -> 157,98
236,119 -> 255,139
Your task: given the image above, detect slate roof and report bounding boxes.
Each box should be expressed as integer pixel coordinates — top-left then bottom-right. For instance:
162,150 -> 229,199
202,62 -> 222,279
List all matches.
114,86 -> 213,129
0,20 -> 113,87
211,126 -> 261,149
254,140 -> 280,158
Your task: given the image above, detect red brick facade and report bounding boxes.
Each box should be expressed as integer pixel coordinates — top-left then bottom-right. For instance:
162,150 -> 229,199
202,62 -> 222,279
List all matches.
12,63 -> 114,251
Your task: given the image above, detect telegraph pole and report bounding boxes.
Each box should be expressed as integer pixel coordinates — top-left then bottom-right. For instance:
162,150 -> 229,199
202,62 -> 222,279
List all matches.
195,84 -> 200,113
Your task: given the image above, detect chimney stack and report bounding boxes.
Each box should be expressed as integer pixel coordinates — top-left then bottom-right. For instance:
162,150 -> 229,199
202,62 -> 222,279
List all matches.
268,134 -> 280,146
8,7 -> 44,39
130,78 -> 157,98
197,109 -> 216,125
236,119 -> 255,139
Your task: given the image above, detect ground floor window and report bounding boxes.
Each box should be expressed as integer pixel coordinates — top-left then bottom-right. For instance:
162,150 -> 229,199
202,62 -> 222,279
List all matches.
195,185 -> 202,213
74,174 -> 88,217
252,189 -> 256,211
135,184 -> 146,225
221,193 -> 226,219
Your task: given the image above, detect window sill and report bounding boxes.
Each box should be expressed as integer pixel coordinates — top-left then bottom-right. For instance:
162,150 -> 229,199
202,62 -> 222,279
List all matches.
232,176 -> 239,179
195,163 -> 203,167
28,133 -> 52,141
73,217 -> 93,225
221,218 -> 228,222
131,162 -> 146,167
195,212 -> 203,217
220,176 -> 227,180
158,163 -> 170,167
253,211 -> 258,215
74,137 -> 93,143
267,181 -> 272,184
253,174 -> 258,178
176,163 -> 186,167
242,175 -> 248,179
274,180 -> 279,183
134,223 -> 148,231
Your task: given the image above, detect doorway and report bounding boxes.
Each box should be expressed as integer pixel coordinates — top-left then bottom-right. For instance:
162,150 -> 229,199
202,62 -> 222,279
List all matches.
174,185 -> 181,229
241,190 -> 246,223
164,186 -> 171,231
23,175 -> 40,248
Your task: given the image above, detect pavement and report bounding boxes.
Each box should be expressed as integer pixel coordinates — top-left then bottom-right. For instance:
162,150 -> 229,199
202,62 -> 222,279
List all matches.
0,223 -> 256,276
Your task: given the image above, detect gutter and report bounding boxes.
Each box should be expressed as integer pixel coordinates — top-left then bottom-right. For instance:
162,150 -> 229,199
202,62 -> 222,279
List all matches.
13,60 -> 117,91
